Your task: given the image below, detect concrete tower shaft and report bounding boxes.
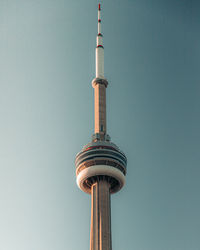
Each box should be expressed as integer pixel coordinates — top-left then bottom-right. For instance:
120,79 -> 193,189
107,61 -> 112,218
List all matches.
92,78 -> 108,136
90,179 -> 112,250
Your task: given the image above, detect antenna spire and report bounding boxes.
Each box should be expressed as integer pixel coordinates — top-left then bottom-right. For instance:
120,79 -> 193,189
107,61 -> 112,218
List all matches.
96,3 -> 104,78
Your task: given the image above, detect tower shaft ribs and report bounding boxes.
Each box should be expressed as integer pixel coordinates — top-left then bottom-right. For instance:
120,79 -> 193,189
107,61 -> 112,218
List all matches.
94,84 -> 106,135
90,179 -> 112,250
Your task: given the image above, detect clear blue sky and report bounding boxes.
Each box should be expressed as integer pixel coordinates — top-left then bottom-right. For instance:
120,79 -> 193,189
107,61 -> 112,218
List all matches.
0,0 -> 200,249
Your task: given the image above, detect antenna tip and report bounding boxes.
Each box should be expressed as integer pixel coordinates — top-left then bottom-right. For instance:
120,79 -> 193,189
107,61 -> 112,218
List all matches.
98,3 -> 101,11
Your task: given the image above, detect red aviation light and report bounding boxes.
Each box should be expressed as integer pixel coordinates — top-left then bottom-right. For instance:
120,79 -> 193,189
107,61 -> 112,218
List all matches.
98,3 -> 101,11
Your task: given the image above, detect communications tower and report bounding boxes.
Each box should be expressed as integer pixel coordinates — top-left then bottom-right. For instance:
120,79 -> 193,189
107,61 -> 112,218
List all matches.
75,3 -> 127,250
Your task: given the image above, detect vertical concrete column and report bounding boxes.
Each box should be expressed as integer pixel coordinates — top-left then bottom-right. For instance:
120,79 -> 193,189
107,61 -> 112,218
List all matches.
90,179 -> 112,250
94,84 -> 106,135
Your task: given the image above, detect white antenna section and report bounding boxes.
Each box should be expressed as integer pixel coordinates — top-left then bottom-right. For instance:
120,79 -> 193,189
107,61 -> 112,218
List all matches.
96,3 -> 104,78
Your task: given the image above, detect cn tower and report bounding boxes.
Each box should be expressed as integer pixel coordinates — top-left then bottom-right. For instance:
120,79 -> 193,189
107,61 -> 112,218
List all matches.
75,3 -> 127,250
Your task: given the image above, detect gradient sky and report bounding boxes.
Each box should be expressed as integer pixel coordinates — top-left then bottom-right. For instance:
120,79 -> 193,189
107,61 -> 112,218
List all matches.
0,0 -> 200,250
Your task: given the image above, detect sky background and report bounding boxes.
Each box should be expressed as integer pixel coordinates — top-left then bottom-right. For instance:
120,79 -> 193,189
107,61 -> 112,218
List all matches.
0,0 -> 200,249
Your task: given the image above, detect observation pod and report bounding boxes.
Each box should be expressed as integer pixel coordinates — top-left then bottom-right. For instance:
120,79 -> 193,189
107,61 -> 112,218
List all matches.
75,139 -> 127,194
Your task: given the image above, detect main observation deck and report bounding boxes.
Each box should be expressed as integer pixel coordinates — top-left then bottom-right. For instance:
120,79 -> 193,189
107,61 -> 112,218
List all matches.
75,138 -> 127,194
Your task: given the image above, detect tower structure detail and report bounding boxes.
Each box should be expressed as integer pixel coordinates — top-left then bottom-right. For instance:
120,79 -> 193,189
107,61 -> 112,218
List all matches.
75,4 -> 127,250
